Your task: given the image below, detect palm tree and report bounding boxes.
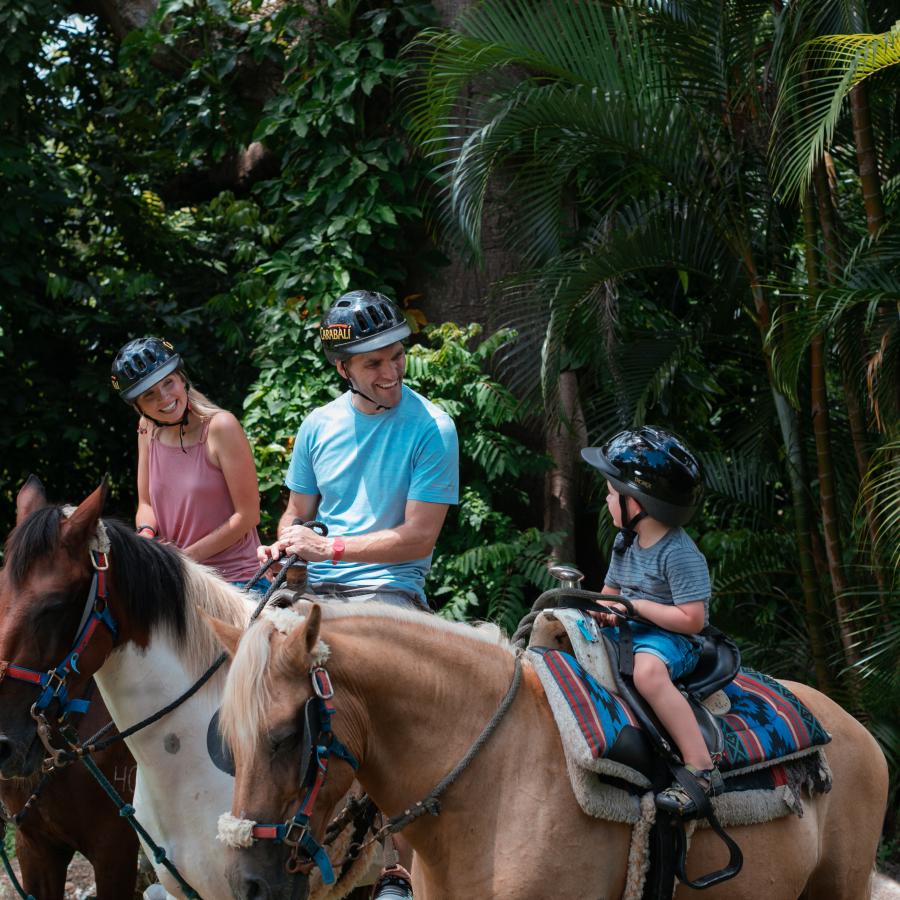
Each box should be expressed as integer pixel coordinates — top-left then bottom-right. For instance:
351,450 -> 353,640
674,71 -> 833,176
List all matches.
409,0 -> 853,677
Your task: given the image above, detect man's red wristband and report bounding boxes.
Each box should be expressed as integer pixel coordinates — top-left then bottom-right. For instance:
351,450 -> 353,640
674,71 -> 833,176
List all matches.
330,537 -> 345,565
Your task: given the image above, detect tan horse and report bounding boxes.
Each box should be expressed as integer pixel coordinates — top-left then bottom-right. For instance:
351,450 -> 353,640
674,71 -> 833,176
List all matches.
208,601 -> 888,900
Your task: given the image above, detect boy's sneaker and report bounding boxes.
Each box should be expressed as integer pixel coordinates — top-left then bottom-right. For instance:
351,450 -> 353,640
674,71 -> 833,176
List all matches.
655,765 -> 723,817
371,865 -> 414,900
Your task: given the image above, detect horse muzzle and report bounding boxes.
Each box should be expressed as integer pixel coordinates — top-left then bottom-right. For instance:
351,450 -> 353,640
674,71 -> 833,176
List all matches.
226,847 -> 310,900
0,733 -> 43,780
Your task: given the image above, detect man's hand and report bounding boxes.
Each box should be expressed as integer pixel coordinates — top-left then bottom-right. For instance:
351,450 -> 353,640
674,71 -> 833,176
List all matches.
258,523 -> 333,564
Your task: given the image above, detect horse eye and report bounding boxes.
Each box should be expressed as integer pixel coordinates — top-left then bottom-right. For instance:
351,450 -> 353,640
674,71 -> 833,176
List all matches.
269,732 -> 296,756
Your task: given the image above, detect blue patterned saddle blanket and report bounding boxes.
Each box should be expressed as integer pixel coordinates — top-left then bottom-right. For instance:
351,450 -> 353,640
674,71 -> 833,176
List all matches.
530,646 -> 830,777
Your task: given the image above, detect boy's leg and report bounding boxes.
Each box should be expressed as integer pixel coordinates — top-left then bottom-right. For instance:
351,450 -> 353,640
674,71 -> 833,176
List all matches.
632,652 -> 713,772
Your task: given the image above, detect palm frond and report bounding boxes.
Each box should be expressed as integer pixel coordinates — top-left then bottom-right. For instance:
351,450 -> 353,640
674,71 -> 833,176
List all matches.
771,21 -> 900,202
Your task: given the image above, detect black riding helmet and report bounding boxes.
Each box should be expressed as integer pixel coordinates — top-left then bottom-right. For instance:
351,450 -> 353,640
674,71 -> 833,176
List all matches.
581,427 -> 704,528
319,291 -> 411,363
111,337 -> 182,403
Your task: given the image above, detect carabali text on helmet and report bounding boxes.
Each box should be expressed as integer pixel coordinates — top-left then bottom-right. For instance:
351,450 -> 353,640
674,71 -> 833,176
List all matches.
319,324 -> 353,342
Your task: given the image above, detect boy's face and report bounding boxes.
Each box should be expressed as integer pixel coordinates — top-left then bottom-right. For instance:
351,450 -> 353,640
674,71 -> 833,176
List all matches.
605,482 -> 640,528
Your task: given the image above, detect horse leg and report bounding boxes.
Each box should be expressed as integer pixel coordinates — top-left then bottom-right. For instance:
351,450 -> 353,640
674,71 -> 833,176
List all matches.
90,840 -> 139,899
790,683 -> 889,900
15,829 -> 73,900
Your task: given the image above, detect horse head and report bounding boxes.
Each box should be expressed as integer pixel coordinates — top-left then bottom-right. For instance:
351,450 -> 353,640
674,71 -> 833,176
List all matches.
0,476 -> 114,777
208,603 -> 359,900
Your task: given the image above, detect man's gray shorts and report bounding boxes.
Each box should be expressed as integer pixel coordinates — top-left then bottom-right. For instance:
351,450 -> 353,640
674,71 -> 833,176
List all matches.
310,582 -> 431,613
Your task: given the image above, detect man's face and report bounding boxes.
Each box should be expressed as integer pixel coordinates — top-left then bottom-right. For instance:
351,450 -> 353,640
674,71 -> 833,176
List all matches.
340,342 -> 406,410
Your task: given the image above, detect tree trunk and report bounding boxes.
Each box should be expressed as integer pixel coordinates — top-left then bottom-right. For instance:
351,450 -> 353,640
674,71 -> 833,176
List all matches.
849,82 -> 886,236
544,370 -> 588,564
800,188 -> 850,681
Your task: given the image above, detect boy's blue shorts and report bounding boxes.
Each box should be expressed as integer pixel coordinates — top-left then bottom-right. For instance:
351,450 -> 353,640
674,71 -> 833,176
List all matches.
603,621 -> 701,680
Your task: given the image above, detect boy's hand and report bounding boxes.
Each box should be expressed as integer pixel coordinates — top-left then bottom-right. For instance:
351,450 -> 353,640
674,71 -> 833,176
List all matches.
589,600 -> 628,628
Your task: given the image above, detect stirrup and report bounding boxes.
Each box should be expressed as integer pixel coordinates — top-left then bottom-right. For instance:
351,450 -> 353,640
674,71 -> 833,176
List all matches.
371,864 -> 414,900
656,765 -> 723,816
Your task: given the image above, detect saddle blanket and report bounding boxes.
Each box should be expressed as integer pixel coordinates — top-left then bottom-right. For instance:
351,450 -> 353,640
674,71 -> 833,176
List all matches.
528,646 -> 832,826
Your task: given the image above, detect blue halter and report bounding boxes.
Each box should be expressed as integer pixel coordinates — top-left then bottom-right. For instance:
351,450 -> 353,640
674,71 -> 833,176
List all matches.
247,666 -> 358,884
0,549 -> 117,721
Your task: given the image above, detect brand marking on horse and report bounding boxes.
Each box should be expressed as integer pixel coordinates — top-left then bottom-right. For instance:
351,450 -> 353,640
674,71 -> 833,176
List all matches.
114,764 -> 137,793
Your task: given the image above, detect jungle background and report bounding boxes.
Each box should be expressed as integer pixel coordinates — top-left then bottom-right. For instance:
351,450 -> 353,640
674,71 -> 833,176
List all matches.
1,0 -> 899,868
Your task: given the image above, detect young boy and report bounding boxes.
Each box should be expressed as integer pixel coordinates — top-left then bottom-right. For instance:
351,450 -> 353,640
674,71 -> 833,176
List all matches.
581,426 -> 721,815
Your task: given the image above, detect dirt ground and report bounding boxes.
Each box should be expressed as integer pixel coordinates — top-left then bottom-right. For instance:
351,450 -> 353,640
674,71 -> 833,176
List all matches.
0,852 -> 150,900
0,853 -> 96,900
1,856 -> 899,899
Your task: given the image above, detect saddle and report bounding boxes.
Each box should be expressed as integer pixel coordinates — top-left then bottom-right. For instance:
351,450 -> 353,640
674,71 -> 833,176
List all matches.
603,624 -> 741,775
522,586 -> 745,894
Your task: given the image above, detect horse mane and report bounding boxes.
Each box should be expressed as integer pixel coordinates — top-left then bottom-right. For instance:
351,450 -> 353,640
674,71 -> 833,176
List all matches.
6,507 -> 249,676
220,602 -> 513,761
5,506 -> 66,586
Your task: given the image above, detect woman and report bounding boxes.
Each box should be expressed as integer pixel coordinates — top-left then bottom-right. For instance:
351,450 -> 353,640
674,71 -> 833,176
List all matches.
111,336 -> 266,590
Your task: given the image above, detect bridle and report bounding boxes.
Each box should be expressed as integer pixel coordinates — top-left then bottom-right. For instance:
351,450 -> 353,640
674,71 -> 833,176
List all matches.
0,545 -> 117,762
231,664 -> 360,885
221,644 -> 525,886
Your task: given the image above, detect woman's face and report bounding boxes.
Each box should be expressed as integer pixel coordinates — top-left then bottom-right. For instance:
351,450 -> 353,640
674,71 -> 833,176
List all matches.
138,374 -> 188,423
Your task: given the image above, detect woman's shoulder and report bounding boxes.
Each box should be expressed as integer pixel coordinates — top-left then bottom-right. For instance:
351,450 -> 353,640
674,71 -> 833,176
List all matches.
205,410 -> 250,446
137,417 -> 153,446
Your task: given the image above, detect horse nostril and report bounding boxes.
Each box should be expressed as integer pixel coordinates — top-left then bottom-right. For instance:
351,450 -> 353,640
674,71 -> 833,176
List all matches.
0,737 -> 14,765
244,879 -> 269,900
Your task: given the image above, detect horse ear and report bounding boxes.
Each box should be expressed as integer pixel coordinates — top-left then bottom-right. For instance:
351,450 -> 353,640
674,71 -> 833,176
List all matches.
60,480 -> 109,553
203,613 -> 243,658
281,602 -> 322,672
16,475 -> 47,525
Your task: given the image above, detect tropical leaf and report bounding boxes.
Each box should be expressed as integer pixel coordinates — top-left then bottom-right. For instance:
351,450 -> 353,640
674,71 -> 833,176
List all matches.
771,21 -> 900,202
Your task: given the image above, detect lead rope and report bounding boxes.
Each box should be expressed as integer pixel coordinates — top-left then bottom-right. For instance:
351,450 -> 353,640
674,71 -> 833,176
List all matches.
334,651 -> 524,870
0,818 -> 34,900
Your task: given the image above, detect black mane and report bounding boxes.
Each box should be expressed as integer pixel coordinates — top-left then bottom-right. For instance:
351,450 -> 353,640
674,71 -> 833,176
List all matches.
5,508 -> 189,640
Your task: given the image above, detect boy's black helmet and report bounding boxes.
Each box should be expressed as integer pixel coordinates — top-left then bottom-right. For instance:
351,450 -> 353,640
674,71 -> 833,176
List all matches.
111,337 -> 181,402
319,291 -> 410,363
581,426 -> 703,526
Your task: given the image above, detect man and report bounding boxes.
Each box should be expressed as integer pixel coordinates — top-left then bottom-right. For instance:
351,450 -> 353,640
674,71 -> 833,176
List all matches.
260,291 -> 458,896
261,290 -> 459,611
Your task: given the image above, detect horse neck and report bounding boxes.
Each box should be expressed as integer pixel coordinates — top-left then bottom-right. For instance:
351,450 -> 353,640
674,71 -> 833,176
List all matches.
96,563 -> 251,760
326,614 -> 517,819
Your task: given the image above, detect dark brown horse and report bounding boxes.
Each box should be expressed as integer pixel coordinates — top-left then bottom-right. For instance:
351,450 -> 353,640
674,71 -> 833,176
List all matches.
0,477 -> 140,899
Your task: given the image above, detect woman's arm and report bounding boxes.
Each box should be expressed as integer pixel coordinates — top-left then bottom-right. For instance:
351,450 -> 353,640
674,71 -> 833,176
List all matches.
135,420 -> 157,537
183,412 -> 261,563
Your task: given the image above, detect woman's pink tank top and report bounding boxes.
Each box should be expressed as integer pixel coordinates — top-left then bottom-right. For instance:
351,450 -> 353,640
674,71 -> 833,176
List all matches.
148,417 -> 261,582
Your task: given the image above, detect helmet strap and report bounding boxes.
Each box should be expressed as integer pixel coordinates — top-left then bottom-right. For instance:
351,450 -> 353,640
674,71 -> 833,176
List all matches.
134,400 -> 192,453
615,495 -> 647,552
337,360 -> 401,412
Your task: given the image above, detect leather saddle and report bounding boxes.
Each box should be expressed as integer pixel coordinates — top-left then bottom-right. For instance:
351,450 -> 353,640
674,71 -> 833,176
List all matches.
600,627 -> 741,782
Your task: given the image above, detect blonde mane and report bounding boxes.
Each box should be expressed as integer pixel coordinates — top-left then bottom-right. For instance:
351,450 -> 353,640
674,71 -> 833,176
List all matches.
220,602 -> 514,762
177,556 -> 254,678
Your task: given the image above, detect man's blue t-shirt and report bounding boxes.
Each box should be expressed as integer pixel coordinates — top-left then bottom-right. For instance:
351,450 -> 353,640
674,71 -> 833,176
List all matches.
285,385 -> 459,599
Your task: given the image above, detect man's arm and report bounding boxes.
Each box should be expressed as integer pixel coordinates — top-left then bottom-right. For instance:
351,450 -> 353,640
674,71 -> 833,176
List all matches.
276,498 -> 449,564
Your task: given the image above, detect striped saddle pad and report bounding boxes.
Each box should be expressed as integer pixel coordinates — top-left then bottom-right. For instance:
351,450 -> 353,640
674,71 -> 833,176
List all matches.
529,647 -> 830,776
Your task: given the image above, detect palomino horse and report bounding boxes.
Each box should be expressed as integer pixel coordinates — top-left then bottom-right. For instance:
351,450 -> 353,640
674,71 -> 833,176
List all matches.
0,478 -> 369,900
209,600 -> 889,900
0,689 -> 140,899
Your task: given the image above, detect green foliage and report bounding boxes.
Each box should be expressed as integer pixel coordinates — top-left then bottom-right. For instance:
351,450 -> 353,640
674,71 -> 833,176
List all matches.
403,323 -> 560,630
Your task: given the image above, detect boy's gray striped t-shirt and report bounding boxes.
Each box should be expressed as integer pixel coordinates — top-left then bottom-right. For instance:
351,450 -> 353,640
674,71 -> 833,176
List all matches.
605,527 -> 710,624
